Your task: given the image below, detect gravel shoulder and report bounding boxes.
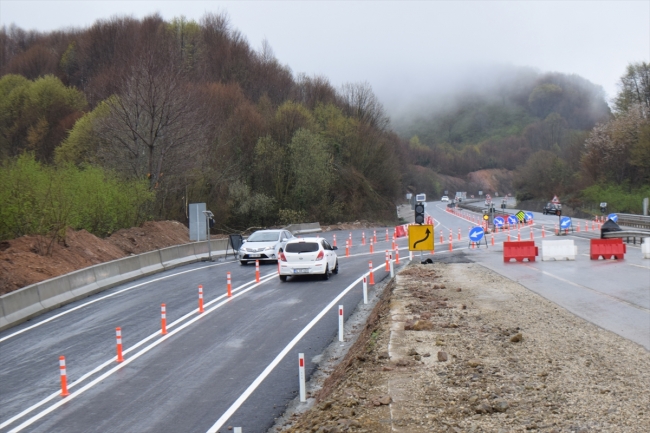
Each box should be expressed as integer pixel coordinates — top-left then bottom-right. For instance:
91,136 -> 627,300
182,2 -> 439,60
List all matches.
279,262 -> 650,433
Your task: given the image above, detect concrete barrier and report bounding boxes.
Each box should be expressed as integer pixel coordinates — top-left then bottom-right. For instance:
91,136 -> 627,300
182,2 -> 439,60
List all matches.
0,285 -> 43,329
285,223 -> 322,235
161,244 -> 198,268
542,240 -> 578,261
139,250 -> 163,274
643,238 -> 650,259
0,239 -> 235,332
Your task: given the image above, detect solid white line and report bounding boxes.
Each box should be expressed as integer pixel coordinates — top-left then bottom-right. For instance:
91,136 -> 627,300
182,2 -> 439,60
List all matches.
0,260 -> 235,343
204,263 -> 387,433
2,273 -> 277,432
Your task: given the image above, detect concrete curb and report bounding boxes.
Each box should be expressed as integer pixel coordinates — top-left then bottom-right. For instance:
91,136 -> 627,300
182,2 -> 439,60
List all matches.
0,238 -> 230,332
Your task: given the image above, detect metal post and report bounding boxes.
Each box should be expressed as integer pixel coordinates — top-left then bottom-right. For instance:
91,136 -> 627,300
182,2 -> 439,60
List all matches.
202,210 -> 214,262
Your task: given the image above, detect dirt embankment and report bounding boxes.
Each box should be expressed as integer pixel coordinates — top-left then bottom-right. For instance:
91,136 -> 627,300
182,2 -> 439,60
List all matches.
0,221 -> 191,295
281,262 -> 650,433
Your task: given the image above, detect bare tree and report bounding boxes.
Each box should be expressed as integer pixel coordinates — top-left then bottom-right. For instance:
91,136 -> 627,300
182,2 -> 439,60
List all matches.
97,50 -> 207,190
339,82 -> 389,131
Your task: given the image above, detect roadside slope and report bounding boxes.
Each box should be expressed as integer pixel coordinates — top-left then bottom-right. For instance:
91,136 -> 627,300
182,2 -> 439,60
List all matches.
282,262 -> 650,432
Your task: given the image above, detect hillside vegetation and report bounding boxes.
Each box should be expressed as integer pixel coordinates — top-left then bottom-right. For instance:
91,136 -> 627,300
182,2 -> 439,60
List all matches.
396,63 -> 650,211
1,14 -> 649,246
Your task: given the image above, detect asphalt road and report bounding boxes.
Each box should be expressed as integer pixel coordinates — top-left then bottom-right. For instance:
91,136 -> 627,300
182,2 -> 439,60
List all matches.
0,228 -> 405,433
1,208 -> 648,432
425,201 -> 650,350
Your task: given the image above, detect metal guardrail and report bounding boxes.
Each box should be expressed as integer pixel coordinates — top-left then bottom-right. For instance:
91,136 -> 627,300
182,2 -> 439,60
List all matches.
602,230 -> 650,244
616,214 -> 650,230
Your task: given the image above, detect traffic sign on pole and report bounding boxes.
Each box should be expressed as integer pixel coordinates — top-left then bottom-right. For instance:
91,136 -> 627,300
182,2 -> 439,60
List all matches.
408,224 -> 434,251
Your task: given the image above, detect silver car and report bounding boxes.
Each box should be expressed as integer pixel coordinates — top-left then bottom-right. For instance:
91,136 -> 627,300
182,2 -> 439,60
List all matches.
238,229 -> 294,265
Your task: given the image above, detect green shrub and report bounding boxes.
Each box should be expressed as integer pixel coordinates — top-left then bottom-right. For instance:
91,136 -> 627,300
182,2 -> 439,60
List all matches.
581,184 -> 650,214
0,153 -> 153,244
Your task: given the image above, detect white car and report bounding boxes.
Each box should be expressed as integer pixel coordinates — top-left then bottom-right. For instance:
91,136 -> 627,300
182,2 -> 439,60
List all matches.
239,229 -> 294,265
441,196 -> 449,202
278,237 -> 339,281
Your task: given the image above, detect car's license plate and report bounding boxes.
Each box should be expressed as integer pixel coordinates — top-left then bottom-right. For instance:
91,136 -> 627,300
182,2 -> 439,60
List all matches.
249,254 -> 261,258
293,269 -> 309,274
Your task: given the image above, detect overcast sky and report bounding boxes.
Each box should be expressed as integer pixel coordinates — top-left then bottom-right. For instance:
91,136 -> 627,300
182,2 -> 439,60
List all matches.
2,1 -> 649,116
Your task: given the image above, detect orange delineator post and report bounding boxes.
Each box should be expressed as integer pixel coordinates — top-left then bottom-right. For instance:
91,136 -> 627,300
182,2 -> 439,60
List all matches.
385,229 -> 389,242
349,232 -> 352,247
590,238 -> 626,260
198,285 -> 204,313
255,260 -> 260,283
362,232 -> 366,246
368,261 -> 375,285
542,226 -> 545,238
395,248 -> 400,264
577,223 -> 580,232
346,241 -> 350,257
385,250 -> 390,271
369,241 -> 374,253
227,272 -> 232,297
332,234 -> 337,247
530,229 -> 534,240
449,239 -> 452,251
373,230 -> 377,244
458,228 -> 461,241
161,304 -> 167,335
517,229 -> 521,241
116,327 -> 124,362
503,241 -> 538,262
59,356 -> 69,397
440,230 -> 443,244
491,235 -> 495,246
555,224 -> 559,235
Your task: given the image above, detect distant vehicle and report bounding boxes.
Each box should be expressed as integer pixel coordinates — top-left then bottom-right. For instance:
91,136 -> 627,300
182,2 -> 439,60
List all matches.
441,196 -> 449,202
543,202 -> 562,216
238,229 -> 295,265
278,237 -> 339,281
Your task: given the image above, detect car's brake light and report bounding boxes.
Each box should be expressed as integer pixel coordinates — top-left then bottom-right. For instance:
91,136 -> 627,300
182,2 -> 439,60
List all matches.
279,252 -> 287,262
316,250 -> 324,260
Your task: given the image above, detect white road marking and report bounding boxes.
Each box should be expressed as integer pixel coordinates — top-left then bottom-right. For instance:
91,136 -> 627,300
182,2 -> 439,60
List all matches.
0,261 -> 236,343
204,262 -> 387,433
1,273 -> 277,431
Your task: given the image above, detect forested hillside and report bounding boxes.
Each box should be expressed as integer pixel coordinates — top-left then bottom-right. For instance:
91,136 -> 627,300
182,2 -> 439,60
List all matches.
395,63 -> 650,209
1,13 -> 649,245
0,14 -> 408,241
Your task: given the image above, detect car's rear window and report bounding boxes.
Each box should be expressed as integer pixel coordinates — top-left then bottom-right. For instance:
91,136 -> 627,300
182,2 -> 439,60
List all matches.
286,242 -> 319,253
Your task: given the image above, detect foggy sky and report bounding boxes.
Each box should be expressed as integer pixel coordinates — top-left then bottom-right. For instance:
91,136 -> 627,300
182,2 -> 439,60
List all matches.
2,1 -> 648,117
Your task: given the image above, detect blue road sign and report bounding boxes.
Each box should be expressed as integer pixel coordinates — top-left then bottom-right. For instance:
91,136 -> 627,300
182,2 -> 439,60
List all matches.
507,215 -> 518,225
493,216 -> 505,227
608,213 -> 618,223
469,226 -> 484,242
560,217 -> 572,230
525,212 -> 534,222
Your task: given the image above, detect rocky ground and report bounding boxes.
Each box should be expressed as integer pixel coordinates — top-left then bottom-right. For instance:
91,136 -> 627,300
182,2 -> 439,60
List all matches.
278,261 -> 650,433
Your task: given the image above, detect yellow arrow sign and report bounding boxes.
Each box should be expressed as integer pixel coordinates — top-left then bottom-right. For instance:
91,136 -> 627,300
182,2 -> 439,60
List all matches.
408,224 -> 434,251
